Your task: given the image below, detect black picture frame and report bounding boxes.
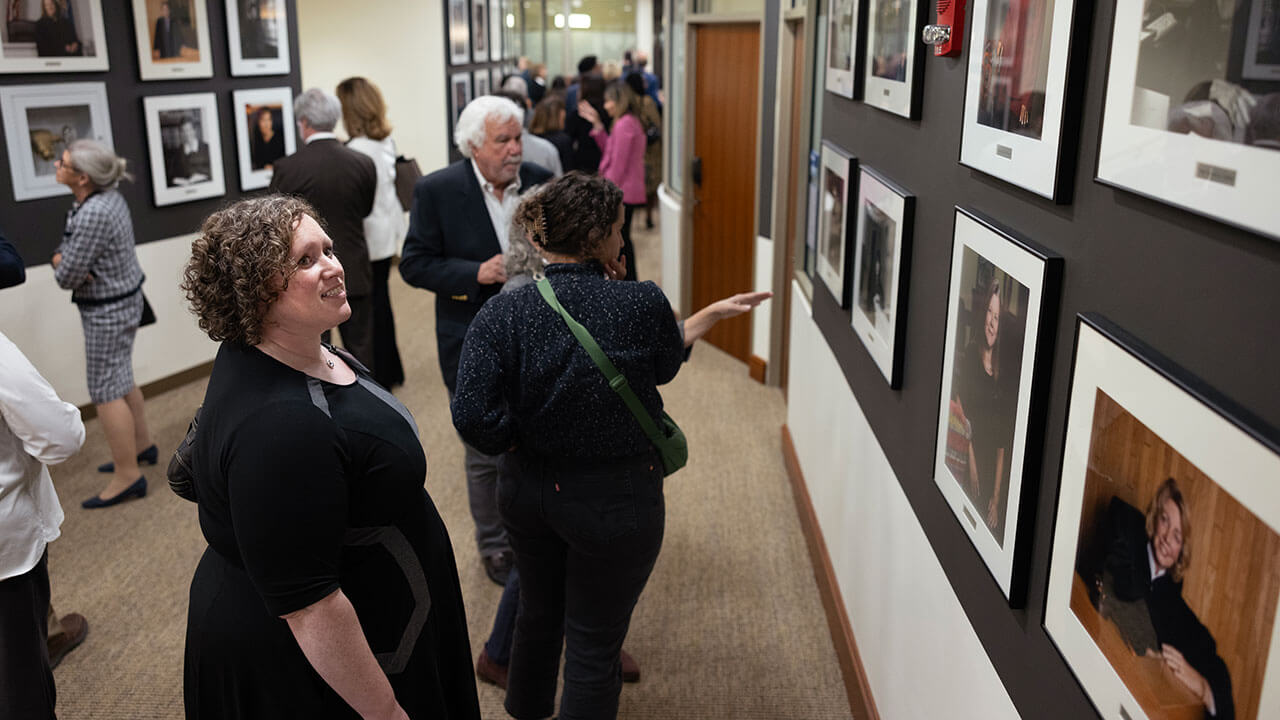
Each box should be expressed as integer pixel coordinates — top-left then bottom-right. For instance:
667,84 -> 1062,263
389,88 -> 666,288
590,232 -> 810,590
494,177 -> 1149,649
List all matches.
849,165 -> 914,388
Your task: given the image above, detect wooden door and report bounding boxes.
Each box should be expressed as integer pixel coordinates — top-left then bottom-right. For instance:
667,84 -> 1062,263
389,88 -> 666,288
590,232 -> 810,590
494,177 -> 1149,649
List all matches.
779,17 -> 805,396
691,23 -> 760,362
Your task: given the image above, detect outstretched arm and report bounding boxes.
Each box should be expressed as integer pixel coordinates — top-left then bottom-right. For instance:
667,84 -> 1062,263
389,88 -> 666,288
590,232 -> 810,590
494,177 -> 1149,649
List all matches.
680,291 -> 772,348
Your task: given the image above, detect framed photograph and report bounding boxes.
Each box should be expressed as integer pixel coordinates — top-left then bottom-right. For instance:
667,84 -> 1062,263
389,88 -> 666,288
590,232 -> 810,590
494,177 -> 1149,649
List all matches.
447,0 -> 469,65
816,142 -> 856,307
0,0 -> 108,73
825,0 -> 858,98
1096,1 -> 1280,240
471,0 -> 488,63
1243,0 -> 1280,81
489,0 -> 503,62
849,166 -> 913,388
224,0 -> 290,76
450,71 -> 472,129
474,68 -> 490,98
491,66 -> 503,92
143,93 -> 226,206
862,0 -> 924,118
932,207 -> 1061,602
131,0 -> 212,80
0,82 -> 112,201
231,87 -> 294,191
959,0 -> 1082,200
1045,314 -> 1280,720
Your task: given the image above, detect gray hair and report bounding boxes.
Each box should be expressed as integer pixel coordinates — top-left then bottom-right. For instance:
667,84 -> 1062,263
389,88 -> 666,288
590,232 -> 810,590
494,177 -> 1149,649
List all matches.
501,75 -> 529,99
293,88 -> 341,132
67,139 -> 132,190
454,95 -> 523,158
504,187 -> 546,281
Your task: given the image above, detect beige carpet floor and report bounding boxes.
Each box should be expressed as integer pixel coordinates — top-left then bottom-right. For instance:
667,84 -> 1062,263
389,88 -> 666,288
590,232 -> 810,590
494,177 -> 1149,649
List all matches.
42,217 -> 853,719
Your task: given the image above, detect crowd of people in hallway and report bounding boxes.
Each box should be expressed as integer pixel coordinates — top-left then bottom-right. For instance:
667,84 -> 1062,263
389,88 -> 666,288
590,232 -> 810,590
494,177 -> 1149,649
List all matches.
1,50 -> 770,720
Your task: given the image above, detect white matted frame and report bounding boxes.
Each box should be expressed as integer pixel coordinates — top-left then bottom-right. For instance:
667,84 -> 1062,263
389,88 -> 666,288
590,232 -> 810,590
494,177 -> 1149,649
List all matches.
489,0 -> 503,62
131,0 -> 213,80
471,0 -> 489,63
1096,1 -> 1280,240
816,142 -> 856,307
825,0 -> 858,98
960,0 -> 1081,200
0,0 -> 108,73
143,93 -> 225,206
474,69 -> 490,98
448,0 -> 470,65
231,87 -> 295,191
1044,314 -> 1280,720
862,0 -> 923,118
850,166 -> 913,388
1243,0 -> 1280,81
224,0 -> 290,76
450,71 -> 472,129
0,82 -> 112,201
932,207 -> 1060,603
491,66 -> 503,91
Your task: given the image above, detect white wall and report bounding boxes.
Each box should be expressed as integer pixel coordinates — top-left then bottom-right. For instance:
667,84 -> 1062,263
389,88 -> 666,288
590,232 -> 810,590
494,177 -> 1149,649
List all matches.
296,0 -> 449,174
786,281 -> 1021,720
751,234 -> 772,363
0,234 -> 218,408
658,182 -> 686,315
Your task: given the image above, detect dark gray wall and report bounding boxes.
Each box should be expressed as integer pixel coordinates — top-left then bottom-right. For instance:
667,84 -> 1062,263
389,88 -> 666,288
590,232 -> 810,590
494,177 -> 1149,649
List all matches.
756,0 -> 779,236
810,2 -> 1280,718
0,1 -> 302,263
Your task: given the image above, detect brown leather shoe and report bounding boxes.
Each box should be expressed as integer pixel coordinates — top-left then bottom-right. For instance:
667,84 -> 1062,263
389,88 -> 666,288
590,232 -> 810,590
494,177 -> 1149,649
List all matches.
620,648 -> 640,683
47,613 -> 88,669
476,648 -> 509,689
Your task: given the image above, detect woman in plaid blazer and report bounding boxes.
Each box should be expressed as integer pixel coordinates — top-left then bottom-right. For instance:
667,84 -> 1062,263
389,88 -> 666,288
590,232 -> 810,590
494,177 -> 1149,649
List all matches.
52,140 -> 155,509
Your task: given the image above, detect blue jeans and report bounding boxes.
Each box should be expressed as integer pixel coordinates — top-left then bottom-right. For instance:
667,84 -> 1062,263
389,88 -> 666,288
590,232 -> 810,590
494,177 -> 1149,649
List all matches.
499,450 -> 664,720
485,565 -> 520,665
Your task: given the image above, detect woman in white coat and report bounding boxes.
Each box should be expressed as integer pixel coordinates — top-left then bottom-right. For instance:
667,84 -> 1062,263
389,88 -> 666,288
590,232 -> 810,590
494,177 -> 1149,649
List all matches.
337,77 -> 408,388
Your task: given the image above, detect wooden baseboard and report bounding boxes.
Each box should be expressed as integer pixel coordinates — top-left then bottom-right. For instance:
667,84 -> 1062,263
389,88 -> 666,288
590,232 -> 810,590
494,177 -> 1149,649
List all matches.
781,424 -> 880,720
77,360 -> 214,420
748,354 -> 767,384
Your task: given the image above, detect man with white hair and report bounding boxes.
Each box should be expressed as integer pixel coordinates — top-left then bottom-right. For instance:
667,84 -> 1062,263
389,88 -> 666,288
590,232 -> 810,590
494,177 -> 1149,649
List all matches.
400,96 -> 553,586
269,88 -> 377,368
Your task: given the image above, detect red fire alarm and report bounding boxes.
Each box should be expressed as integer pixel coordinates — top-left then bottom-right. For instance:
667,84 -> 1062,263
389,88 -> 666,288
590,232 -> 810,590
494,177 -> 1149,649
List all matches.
923,0 -> 965,57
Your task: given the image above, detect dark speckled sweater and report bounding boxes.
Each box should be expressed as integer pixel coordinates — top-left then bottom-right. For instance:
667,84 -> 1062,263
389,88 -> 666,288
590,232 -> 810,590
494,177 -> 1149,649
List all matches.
451,260 -> 685,459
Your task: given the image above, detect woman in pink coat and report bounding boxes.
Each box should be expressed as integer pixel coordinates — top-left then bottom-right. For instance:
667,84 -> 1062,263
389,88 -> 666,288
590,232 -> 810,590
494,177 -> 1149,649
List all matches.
579,80 -> 647,280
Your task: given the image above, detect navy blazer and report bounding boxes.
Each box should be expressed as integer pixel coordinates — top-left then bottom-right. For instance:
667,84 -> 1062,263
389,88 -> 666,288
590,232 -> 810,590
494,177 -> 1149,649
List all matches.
399,159 -> 553,392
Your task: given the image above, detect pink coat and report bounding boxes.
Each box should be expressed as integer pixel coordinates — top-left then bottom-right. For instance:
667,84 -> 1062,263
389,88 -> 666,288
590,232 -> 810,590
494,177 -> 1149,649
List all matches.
592,114 -> 647,204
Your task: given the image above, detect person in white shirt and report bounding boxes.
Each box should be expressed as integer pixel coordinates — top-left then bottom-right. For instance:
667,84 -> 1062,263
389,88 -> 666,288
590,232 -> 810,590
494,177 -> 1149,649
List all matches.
0,330 -> 87,717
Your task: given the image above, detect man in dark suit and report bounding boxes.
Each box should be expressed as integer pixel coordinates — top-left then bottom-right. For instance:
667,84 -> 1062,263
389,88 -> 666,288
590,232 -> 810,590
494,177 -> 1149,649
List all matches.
269,88 -> 377,369
152,0 -> 182,59
400,95 -> 553,585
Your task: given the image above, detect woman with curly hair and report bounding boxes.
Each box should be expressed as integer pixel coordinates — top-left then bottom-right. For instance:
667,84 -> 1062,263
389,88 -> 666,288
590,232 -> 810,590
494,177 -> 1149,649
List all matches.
180,195 -> 480,720
452,172 -> 769,720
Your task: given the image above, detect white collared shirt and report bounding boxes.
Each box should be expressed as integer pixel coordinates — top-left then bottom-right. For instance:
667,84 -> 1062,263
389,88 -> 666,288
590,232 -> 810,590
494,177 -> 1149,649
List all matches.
0,331 -> 84,581
1146,542 -> 1168,582
305,131 -> 338,145
471,159 -> 522,253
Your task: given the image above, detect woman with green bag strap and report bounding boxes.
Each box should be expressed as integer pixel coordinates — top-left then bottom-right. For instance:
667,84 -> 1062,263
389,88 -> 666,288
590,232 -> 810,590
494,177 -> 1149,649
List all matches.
452,172 -> 768,720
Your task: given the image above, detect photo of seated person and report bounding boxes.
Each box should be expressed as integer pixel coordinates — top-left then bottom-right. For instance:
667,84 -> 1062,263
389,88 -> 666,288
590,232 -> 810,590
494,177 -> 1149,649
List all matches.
162,115 -> 211,187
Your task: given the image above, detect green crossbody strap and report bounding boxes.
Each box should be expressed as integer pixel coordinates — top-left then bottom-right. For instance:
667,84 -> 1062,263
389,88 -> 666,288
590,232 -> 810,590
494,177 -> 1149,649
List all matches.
535,276 -> 669,447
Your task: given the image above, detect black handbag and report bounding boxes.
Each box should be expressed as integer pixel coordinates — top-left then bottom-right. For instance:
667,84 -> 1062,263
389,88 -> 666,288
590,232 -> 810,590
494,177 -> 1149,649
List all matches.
394,155 -> 423,212
166,406 -> 201,502
139,292 -> 156,327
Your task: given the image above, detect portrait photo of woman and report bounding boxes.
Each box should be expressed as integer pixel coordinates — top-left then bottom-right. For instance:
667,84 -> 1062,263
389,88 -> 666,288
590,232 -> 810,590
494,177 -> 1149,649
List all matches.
248,105 -> 284,170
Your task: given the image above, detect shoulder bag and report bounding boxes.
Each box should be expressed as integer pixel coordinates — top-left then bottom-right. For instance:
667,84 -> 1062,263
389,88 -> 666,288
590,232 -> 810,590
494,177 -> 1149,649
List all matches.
535,276 -> 688,476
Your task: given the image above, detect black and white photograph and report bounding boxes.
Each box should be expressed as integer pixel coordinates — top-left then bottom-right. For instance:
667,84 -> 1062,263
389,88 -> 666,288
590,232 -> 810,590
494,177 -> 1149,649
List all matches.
131,0 -> 212,80
932,208 -> 1059,602
1097,0 -> 1280,239
849,166 -> 913,388
471,0 -> 488,63
491,66 -> 503,92
863,0 -> 922,117
451,71 -> 472,129
0,0 -> 108,73
816,142 -> 855,307
1244,0 -> 1280,80
448,0 -> 469,65
1045,314 -> 1280,720
225,0 -> 290,76
474,68 -> 490,98
960,0 -> 1080,199
143,93 -> 225,206
826,0 -> 858,98
0,81 -> 112,200
232,87 -> 294,191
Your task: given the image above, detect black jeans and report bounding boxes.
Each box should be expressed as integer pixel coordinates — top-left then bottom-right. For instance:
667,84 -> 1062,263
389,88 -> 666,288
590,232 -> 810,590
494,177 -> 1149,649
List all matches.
0,550 -> 55,719
499,450 -> 664,720
620,204 -> 643,282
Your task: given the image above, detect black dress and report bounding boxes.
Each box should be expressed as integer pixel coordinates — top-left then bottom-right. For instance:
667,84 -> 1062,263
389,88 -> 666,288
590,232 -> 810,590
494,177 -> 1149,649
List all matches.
184,343 -> 480,720
953,344 -> 1015,542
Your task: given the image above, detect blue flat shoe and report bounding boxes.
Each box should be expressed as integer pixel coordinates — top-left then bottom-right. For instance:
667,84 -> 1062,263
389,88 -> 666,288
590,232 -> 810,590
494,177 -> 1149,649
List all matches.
97,444 -> 158,473
82,476 -> 147,509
